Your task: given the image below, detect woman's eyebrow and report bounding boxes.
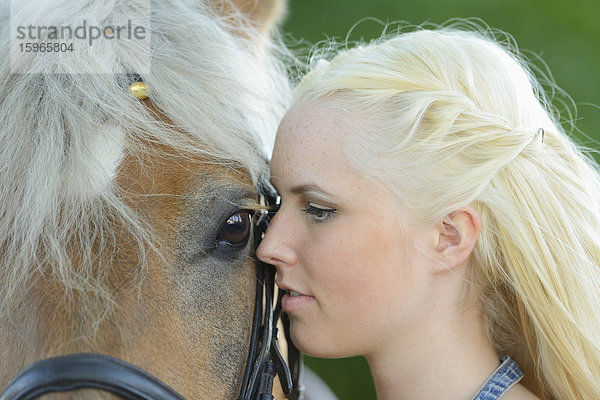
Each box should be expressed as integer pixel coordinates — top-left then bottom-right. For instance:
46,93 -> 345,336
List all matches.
289,184 -> 338,201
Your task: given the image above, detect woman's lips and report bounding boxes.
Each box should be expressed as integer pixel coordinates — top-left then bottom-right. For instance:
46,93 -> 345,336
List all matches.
281,290 -> 315,313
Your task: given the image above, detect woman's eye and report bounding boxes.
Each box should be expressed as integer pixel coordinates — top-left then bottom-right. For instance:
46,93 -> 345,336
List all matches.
302,203 -> 337,223
216,210 -> 252,247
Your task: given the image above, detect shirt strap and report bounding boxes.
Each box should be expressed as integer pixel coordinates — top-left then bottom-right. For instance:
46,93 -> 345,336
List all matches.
472,356 -> 524,400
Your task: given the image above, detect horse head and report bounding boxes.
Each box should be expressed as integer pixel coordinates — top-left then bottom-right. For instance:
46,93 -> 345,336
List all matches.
0,0 -> 295,398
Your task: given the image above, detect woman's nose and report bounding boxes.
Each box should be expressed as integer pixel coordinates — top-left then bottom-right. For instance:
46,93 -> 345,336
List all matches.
256,210 -> 298,267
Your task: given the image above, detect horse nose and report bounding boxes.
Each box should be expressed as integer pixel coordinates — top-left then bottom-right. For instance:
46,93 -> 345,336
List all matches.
256,211 -> 298,268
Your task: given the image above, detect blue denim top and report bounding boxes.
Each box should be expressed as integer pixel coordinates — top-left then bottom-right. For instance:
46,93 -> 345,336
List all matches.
472,356 -> 524,400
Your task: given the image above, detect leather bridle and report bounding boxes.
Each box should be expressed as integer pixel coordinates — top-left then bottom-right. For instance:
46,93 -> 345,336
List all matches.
238,193 -> 303,400
0,194 -> 303,400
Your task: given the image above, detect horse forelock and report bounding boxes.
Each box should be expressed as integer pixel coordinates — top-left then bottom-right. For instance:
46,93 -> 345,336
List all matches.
0,0 -> 289,329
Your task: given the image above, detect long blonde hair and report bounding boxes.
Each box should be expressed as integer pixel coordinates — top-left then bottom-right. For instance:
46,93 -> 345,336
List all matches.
294,23 -> 600,399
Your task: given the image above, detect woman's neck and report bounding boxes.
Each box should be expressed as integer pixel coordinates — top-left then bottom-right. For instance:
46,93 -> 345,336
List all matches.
366,297 -> 500,400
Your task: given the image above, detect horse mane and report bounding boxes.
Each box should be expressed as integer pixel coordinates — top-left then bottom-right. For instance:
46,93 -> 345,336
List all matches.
0,0 -> 291,326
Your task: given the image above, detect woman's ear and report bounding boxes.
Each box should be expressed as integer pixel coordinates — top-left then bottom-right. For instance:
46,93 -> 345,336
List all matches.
431,206 -> 481,273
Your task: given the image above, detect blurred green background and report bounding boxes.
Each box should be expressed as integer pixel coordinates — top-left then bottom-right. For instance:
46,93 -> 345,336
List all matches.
280,1 -> 599,399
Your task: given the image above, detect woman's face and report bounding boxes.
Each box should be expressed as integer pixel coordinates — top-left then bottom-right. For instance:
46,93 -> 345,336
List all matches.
257,101 -> 436,359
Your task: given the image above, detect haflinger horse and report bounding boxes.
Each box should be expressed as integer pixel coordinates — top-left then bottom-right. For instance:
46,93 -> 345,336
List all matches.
0,0 -> 301,398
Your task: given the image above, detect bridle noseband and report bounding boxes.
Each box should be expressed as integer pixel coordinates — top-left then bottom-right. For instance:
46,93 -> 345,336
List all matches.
0,194 -> 303,400
238,193 -> 303,400
238,195 -> 304,400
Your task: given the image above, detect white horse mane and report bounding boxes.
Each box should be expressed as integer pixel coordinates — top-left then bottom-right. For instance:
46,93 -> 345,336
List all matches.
0,0 -> 291,323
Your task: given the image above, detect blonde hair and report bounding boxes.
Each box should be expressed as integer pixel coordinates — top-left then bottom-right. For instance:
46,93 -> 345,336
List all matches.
294,23 -> 600,399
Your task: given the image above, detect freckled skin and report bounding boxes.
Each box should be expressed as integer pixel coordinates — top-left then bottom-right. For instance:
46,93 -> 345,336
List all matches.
258,101 -> 435,359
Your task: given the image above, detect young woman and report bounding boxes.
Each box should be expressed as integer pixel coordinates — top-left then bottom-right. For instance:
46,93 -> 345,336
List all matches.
257,25 -> 600,400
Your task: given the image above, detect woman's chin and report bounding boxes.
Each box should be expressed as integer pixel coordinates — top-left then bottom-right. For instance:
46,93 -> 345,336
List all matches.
290,324 -> 351,359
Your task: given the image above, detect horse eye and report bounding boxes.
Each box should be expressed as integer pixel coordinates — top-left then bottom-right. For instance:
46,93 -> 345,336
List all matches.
217,210 -> 252,247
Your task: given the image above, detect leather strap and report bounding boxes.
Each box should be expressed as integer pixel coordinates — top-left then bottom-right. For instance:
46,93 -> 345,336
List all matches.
0,353 -> 185,400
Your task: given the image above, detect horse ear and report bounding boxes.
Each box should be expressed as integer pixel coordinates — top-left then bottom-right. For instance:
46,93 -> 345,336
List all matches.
212,0 -> 288,34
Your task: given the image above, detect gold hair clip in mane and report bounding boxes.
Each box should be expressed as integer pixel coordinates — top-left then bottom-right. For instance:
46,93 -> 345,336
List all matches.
128,74 -> 149,100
